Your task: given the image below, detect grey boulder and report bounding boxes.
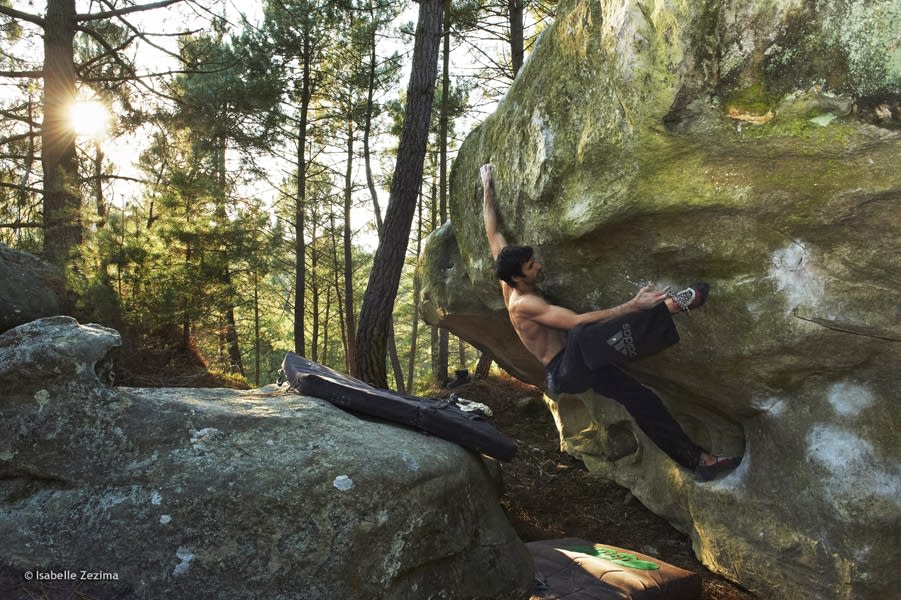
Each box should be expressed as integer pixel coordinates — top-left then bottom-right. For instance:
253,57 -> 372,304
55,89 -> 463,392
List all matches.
0,244 -> 64,334
0,317 -> 533,599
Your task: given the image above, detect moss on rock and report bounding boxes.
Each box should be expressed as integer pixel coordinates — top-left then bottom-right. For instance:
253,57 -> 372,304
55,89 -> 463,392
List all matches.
723,82 -> 779,120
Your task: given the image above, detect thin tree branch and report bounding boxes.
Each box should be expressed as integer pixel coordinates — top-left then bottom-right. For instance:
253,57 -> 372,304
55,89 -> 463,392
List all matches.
76,27 -> 139,75
0,181 -> 42,195
75,0 -> 185,23
0,131 -> 41,145
96,0 -> 191,66
74,22 -> 183,104
0,222 -> 42,229
0,5 -> 44,26
80,173 -> 157,187
0,70 -> 43,78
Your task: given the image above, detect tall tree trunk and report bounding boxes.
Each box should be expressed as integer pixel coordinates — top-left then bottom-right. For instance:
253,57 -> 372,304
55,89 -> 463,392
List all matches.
387,319 -> 405,393
439,7 -> 450,226
431,326 -> 444,384
359,17 -> 405,389
254,270 -> 261,385
343,120 -> 358,375
294,37 -> 313,357
425,175 -> 448,387
310,216 -> 320,363
42,0 -> 81,269
181,239 -> 192,349
330,214 -> 348,371
436,18 -> 452,388
405,288 -> 421,393
209,134 -> 242,376
437,325 -> 449,385
93,139 -> 106,228
475,351 -> 493,379
363,0 -> 384,234
322,277 -> 332,365
18,89 -> 37,227
224,307 -> 244,375
509,0 -> 524,77
406,189 -> 425,393
355,0 -> 444,388
223,265 -> 244,376
428,174 -> 444,386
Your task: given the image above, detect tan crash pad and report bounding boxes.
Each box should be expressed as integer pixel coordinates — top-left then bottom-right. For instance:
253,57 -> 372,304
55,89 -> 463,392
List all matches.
528,537 -> 701,600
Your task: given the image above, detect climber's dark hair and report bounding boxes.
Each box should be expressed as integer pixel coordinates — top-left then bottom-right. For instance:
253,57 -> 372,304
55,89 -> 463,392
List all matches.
495,245 -> 534,287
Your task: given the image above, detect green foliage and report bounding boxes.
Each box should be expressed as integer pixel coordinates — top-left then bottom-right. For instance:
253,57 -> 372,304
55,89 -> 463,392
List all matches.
170,31 -> 282,165
385,82 -> 471,148
0,0 -> 521,392
104,30 -> 289,378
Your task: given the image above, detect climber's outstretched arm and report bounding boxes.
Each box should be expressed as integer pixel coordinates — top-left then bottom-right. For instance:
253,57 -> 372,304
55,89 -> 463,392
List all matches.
481,164 -> 507,260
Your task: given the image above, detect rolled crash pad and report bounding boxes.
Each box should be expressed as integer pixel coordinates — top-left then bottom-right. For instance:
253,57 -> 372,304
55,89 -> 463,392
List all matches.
281,352 -> 517,461
528,538 -> 701,600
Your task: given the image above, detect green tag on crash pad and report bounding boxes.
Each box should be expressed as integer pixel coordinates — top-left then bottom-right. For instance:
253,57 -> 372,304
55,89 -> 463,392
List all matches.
568,545 -> 661,570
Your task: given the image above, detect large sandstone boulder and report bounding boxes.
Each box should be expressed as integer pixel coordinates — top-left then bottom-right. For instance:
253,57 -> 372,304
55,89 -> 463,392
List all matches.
418,1 -> 901,599
0,317 -> 533,599
0,244 -> 65,333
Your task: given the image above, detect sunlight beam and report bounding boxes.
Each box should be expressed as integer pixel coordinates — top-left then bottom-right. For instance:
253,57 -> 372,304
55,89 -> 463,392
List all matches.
69,100 -> 110,139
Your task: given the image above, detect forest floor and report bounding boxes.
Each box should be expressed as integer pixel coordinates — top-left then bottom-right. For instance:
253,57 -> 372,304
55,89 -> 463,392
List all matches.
431,374 -> 755,600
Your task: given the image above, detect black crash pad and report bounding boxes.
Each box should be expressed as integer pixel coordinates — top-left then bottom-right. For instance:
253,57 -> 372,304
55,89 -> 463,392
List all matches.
281,352 -> 517,461
528,538 -> 701,600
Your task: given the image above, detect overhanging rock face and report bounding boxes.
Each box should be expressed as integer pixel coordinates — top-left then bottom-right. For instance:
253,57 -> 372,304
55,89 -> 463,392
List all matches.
0,318 -> 533,599
418,1 -> 901,598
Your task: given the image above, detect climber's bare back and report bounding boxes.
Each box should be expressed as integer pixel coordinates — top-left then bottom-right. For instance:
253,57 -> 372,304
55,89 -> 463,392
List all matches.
503,285 -> 567,366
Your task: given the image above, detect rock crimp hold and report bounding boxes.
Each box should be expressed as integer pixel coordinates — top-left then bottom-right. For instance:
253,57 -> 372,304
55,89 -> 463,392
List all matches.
0,317 -> 533,599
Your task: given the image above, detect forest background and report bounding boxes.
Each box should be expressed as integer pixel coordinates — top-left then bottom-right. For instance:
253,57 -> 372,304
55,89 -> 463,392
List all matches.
0,0 -> 556,392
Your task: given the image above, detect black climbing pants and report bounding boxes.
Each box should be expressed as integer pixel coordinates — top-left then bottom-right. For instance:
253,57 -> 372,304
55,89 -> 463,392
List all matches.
545,303 -> 703,469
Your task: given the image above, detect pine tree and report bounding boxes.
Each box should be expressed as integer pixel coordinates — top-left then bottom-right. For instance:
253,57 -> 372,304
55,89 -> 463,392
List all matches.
355,0 -> 445,388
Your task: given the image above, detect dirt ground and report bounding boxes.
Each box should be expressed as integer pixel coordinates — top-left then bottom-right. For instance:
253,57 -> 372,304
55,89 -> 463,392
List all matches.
433,374 -> 756,600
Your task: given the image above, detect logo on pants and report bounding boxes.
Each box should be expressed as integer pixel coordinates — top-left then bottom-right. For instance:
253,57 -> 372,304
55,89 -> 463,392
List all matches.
607,323 -> 637,358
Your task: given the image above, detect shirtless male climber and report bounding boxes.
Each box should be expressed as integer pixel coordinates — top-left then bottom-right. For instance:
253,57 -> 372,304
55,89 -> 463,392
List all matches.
480,163 -> 740,481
